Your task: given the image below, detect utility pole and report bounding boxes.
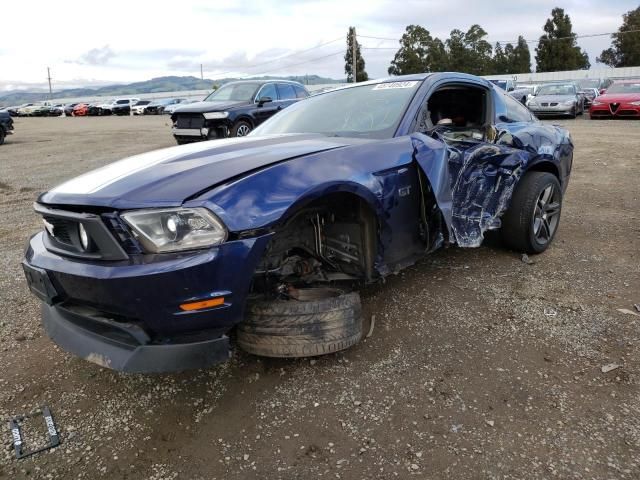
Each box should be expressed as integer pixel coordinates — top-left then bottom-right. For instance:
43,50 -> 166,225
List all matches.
200,64 -> 204,80
47,67 -> 53,98
352,27 -> 357,83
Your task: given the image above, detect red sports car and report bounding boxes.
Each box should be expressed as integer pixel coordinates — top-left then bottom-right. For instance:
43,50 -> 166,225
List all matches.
72,103 -> 90,116
589,80 -> 640,119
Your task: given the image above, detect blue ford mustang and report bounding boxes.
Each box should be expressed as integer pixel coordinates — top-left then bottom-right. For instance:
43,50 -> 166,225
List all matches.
23,73 -> 573,373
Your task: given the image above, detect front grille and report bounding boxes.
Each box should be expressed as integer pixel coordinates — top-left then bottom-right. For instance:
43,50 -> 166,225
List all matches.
541,103 -> 548,107
610,103 -> 621,113
550,102 -> 558,107
176,113 -> 205,129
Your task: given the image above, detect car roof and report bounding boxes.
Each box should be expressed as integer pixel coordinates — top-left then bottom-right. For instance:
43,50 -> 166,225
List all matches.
223,79 -> 306,87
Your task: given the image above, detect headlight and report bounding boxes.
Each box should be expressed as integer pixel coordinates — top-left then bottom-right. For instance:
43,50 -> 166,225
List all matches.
592,100 -> 603,106
528,100 -> 537,106
203,111 -> 229,120
630,101 -> 640,106
564,100 -> 575,105
121,208 -> 227,253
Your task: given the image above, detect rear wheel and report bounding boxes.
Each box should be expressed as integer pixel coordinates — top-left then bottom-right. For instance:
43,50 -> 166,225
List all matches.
0,128 -> 5,145
238,288 -> 363,358
500,172 -> 562,254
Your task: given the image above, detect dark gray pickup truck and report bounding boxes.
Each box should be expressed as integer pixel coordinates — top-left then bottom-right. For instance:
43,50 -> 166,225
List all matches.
0,110 -> 14,145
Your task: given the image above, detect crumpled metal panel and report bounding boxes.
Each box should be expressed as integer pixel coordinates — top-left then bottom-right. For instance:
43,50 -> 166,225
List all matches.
446,142 -> 529,247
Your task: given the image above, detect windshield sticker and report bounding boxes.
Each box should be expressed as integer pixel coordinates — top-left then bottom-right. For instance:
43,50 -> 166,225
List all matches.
373,81 -> 419,90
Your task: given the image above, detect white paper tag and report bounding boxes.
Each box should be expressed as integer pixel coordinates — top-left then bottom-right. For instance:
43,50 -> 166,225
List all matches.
372,81 -> 419,90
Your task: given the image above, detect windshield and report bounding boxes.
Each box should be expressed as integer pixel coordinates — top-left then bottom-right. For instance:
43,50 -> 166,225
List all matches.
537,84 -> 575,96
490,80 -> 507,90
578,79 -> 600,89
252,81 -> 421,139
204,83 -> 260,102
606,83 -> 640,94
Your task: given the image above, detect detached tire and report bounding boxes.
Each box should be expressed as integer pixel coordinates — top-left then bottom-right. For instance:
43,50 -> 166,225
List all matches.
501,171 -> 562,254
238,290 -> 363,358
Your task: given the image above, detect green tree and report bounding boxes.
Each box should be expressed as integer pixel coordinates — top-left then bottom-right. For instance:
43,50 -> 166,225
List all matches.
388,25 -> 447,75
597,6 -> 640,67
511,36 -> 532,73
344,27 -> 368,82
492,43 -> 509,74
535,8 -> 590,72
444,25 -> 493,75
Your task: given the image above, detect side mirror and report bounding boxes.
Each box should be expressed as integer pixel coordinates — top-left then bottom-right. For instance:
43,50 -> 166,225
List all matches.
257,96 -> 273,106
507,87 -> 514,92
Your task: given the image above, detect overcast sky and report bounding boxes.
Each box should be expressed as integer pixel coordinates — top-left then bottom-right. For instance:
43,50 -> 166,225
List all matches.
1,0 -> 636,91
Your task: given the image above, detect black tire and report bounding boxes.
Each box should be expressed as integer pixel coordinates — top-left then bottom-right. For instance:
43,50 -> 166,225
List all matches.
238,290 -> 363,358
230,120 -> 252,137
570,106 -> 577,119
0,128 -> 5,146
175,137 -> 190,145
500,172 -> 562,254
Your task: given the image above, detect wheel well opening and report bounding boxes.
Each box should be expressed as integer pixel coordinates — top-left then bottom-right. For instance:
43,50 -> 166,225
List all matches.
251,192 -> 378,296
528,162 -> 560,180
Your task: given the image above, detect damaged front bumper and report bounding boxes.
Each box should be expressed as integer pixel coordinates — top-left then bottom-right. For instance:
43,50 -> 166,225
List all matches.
41,302 -> 230,373
23,230 -> 271,373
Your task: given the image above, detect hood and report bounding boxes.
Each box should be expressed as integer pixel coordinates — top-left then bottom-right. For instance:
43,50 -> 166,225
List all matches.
173,100 -> 246,114
532,94 -> 576,103
596,92 -> 640,103
40,134 -> 364,209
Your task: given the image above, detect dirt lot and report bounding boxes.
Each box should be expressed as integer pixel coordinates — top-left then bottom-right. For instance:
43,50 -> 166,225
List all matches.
0,115 -> 639,479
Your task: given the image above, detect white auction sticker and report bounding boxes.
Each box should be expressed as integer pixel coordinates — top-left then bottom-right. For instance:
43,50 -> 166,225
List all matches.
373,81 -> 419,90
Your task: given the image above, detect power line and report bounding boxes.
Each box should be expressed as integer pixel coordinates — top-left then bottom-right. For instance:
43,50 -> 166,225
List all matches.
207,37 -> 342,78
359,29 -> 640,47
229,50 -> 345,79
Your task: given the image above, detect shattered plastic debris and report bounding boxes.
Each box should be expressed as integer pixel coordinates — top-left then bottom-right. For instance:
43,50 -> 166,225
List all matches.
544,308 -> 558,317
616,308 -> 640,317
634,304 -> 640,313
521,253 -> 535,265
601,364 -> 621,373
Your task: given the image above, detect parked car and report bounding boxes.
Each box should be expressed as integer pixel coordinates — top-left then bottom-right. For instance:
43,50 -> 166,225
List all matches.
72,103 -> 90,116
19,102 -> 52,116
487,79 -> 531,105
171,80 -> 309,144
577,78 -> 613,95
589,80 -> 640,119
63,103 -> 79,116
527,82 -> 584,118
87,103 -> 104,116
163,99 -> 196,115
0,110 -> 14,145
145,98 -> 187,115
22,72 -> 573,373
579,88 -> 599,108
111,98 -> 141,116
48,104 -> 65,116
4,104 -> 33,116
95,99 -> 116,115
131,100 -> 152,115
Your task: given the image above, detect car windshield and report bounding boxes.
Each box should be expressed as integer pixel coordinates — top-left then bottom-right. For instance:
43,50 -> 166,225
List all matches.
537,84 -> 575,96
490,80 -> 507,90
252,81 -> 421,139
136,101 -> 151,105
204,83 -> 260,102
578,79 -> 600,89
606,83 -> 640,94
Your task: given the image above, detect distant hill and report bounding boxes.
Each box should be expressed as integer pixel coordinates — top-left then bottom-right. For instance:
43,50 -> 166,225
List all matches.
0,75 -> 344,107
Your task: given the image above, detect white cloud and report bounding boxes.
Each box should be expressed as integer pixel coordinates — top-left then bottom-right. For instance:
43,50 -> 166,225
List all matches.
1,0 -> 636,90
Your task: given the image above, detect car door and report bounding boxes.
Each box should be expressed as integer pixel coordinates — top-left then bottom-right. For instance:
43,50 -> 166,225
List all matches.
252,83 -> 280,125
276,83 -> 299,109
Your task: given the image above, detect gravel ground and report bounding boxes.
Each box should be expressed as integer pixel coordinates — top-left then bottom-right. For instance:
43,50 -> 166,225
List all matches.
0,115 -> 639,479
